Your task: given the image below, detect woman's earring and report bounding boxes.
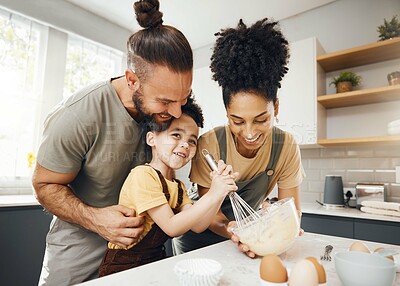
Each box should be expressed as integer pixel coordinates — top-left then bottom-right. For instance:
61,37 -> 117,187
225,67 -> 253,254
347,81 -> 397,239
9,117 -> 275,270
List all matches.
275,117 -> 279,124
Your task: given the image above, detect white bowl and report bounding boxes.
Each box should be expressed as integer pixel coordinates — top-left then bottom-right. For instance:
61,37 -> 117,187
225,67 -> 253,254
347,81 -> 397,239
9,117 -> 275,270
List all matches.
232,198 -> 300,256
174,258 -> 223,286
334,251 -> 396,286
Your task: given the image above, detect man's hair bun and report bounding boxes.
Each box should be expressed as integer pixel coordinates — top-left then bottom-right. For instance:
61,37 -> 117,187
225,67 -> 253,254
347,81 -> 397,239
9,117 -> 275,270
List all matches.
134,0 -> 163,28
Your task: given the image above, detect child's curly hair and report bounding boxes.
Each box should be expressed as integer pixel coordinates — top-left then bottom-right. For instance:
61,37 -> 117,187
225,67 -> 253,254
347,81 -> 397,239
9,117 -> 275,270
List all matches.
210,18 -> 290,107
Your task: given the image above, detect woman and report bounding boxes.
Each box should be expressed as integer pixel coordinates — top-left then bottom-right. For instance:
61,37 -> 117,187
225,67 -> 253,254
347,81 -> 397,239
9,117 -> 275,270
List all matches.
173,18 -> 305,258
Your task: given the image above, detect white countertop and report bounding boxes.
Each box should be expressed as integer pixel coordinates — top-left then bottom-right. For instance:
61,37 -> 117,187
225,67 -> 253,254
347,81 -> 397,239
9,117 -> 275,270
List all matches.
2,196 -> 399,224
0,195 -> 39,207
302,202 -> 400,223
76,232 -> 400,286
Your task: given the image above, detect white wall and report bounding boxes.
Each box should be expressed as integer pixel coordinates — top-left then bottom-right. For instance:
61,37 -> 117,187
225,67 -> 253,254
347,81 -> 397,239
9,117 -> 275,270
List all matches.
194,0 -> 400,67
192,0 -> 400,136
0,0 -> 131,52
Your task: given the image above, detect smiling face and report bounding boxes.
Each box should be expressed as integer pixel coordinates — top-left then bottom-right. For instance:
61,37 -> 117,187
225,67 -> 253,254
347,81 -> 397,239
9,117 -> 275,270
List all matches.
227,91 -> 278,158
132,65 -> 192,126
147,114 -> 199,172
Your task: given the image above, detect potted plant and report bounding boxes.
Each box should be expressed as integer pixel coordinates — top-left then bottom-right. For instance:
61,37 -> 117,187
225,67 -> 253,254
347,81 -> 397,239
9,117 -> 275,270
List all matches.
377,15 -> 400,41
329,71 -> 362,93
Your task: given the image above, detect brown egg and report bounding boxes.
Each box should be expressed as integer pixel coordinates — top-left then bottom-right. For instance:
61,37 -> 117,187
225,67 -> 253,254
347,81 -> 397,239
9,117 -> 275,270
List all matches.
306,256 -> 327,284
260,254 -> 288,283
373,247 -> 394,261
349,241 -> 370,253
288,259 -> 319,286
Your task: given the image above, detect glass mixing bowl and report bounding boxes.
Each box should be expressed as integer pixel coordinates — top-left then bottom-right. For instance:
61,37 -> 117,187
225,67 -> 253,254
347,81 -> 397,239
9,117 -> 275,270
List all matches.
232,197 -> 300,256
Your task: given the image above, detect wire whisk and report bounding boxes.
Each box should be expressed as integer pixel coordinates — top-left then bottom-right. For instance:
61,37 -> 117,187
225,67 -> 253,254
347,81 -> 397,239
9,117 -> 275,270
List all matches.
202,149 -> 260,229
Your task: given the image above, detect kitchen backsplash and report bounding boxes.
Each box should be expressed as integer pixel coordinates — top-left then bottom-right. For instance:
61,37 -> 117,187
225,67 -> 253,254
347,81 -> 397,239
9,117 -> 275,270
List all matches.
300,144 -> 400,203
4,145 -> 399,202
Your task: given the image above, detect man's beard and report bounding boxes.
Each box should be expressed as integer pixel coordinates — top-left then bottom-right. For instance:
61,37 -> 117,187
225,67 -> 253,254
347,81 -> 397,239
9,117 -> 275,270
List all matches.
132,90 -> 172,132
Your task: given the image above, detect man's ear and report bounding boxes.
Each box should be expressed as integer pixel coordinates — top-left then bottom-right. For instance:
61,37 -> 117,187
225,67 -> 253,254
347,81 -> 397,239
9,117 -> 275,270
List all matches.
125,69 -> 140,91
146,131 -> 155,147
274,98 -> 280,117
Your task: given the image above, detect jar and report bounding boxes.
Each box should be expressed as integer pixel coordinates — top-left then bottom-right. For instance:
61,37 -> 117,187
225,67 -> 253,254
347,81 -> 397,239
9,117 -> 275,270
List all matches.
387,71 -> 400,86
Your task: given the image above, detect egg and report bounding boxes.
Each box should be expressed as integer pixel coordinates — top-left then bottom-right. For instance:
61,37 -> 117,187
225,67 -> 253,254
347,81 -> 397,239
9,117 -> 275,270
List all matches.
288,259 -> 318,286
306,256 -> 327,284
373,247 -> 394,261
349,241 -> 370,253
260,254 -> 288,283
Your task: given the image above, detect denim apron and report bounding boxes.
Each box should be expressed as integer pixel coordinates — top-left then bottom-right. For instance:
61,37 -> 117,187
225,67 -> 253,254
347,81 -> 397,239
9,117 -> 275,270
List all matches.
99,168 -> 184,276
173,126 -> 285,254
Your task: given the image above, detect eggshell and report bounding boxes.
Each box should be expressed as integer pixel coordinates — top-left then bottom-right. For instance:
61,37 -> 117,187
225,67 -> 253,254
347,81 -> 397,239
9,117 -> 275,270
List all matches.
306,256 -> 327,284
349,241 -> 370,253
288,259 -> 318,286
260,254 -> 288,283
373,247 -> 394,261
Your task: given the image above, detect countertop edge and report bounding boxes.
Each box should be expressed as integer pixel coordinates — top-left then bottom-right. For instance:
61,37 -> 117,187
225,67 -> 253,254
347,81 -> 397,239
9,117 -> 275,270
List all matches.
302,202 -> 400,223
0,195 -> 40,207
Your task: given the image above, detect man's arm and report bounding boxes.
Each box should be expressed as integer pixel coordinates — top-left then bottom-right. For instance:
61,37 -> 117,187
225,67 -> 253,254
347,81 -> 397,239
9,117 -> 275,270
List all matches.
32,163 -> 144,248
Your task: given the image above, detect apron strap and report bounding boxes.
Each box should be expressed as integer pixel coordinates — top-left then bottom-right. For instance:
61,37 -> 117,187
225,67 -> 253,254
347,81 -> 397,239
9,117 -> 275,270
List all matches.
152,167 -> 183,213
265,126 -> 285,176
214,126 -> 227,162
173,178 -> 184,208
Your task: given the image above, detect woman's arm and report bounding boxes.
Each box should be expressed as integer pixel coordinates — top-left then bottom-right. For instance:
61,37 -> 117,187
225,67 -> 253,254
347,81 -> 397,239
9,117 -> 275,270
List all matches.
278,186 -> 302,217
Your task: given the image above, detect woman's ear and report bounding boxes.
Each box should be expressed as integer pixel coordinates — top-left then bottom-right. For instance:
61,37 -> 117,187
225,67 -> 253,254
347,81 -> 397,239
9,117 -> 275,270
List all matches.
125,69 -> 140,91
274,98 -> 280,117
146,131 -> 155,147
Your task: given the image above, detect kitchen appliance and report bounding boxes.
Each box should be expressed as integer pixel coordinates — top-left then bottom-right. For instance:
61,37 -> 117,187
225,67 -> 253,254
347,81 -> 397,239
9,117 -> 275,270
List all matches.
323,175 -> 345,208
355,183 -> 385,209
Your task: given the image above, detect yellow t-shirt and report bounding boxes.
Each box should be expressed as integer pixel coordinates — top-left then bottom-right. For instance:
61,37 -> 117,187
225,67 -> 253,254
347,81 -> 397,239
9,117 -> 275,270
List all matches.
190,125 -> 305,196
108,165 -> 192,250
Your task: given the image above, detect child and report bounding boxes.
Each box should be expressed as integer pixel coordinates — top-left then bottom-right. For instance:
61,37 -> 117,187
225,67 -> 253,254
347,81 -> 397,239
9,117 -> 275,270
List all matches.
99,98 -> 238,276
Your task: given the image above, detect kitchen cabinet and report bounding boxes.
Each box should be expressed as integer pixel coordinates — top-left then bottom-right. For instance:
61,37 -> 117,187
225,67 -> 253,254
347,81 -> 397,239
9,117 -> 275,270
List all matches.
0,205 -> 52,286
301,213 -> 353,238
316,37 -> 400,146
278,37 -> 326,146
302,213 -> 400,245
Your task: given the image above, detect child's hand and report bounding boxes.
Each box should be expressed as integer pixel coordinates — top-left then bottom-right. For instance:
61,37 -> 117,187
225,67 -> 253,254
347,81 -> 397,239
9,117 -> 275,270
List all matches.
209,172 -> 238,197
209,161 -> 239,197
209,160 -> 239,180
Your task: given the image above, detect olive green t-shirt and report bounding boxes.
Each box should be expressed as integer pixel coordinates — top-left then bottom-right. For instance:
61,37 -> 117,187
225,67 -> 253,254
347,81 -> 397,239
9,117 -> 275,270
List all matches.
37,79 -> 149,207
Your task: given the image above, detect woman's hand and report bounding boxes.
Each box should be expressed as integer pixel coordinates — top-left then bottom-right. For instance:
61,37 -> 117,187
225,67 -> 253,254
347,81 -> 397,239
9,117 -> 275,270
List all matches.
209,160 -> 240,197
227,221 -> 257,258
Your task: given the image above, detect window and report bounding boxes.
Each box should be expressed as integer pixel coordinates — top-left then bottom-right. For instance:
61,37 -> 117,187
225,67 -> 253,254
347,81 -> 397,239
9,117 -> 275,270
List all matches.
0,10 -> 46,192
64,35 -> 123,98
0,8 -> 124,194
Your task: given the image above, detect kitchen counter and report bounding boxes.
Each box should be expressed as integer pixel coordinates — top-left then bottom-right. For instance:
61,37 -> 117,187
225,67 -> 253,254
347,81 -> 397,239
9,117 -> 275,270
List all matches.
76,232 -> 400,286
302,202 -> 400,223
0,195 -> 39,207
2,195 -> 398,225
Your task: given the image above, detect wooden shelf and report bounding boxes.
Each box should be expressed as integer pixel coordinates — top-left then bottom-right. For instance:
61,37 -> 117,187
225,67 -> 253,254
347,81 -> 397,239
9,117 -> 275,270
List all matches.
317,85 -> 400,109
317,37 -> 400,72
317,135 -> 400,146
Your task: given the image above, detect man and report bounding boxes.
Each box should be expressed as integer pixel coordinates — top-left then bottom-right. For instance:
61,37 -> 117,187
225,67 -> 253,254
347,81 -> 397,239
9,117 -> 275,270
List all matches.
32,0 -> 194,284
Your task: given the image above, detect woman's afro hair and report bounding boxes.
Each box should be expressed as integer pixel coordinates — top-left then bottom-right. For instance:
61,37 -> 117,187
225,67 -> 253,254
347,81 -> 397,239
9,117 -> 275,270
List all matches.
210,18 -> 289,107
